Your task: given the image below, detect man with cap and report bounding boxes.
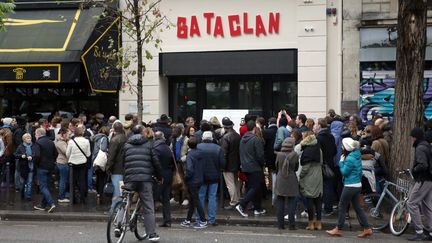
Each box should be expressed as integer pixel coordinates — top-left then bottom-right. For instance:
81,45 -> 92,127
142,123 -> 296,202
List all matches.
196,131 -> 225,226
406,127 -> 432,241
219,117 -> 241,210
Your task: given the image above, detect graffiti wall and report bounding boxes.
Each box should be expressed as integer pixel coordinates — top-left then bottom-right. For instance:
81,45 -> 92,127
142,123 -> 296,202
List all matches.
359,70 -> 432,122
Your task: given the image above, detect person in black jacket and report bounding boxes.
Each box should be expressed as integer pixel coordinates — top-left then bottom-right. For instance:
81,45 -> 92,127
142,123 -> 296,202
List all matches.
33,128 -> 58,213
406,128 -> 432,241
153,114 -> 172,145
263,117 -> 278,205
196,131 -> 225,226
14,133 -> 40,201
236,120 -> 266,218
153,131 -> 174,227
181,137 -> 207,229
122,125 -> 162,241
315,118 -> 337,216
220,117 -> 241,210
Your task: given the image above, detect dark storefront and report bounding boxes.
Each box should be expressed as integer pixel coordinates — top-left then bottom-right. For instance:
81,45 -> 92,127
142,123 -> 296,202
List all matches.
160,49 -> 298,122
0,0 -> 121,117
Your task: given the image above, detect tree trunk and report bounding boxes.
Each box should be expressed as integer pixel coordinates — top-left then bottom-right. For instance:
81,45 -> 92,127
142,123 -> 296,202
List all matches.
134,0 -> 143,123
391,0 -> 426,179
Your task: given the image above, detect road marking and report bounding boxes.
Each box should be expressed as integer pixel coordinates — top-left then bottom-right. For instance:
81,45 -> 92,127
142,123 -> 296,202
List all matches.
11,224 -> 37,227
204,231 -> 316,238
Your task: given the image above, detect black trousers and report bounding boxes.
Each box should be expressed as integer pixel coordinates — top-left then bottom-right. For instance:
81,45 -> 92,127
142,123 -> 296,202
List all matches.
158,174 -> 172,224
306,196 -> 322,221
186,184 -> 206,222
73,164 -> 87,204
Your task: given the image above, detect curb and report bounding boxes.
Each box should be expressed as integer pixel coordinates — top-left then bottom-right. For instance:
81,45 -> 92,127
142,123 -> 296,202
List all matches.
0,210 -> 362,230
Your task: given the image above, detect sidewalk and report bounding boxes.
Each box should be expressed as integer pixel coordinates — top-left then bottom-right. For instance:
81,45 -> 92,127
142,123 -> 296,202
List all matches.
0,187 -> 361,230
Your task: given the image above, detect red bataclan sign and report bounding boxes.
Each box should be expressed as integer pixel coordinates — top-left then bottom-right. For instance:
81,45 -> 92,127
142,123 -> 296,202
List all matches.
177,12 -> 280,38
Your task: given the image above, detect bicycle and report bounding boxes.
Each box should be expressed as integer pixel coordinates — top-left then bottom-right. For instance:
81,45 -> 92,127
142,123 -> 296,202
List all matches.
107,187 -> 147,243
389,169 -> 414,236
367,178 -> 399,231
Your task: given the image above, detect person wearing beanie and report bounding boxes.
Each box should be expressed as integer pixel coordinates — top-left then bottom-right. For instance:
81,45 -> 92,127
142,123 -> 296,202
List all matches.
2,117 -> 13,129
196,131 -> 225,226
406,127 -> 432,241
275,137 -> 299,230
219,117 -> 241,210
327,137 -> 372,238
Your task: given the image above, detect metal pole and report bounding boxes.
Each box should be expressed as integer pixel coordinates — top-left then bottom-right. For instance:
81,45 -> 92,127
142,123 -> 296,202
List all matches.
69,163 -> 73,206
5,161 -> 10,205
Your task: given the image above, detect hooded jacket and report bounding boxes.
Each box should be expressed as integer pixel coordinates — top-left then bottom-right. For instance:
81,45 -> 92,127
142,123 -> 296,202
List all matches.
316,128 -> 337,167
275,138 -> 299,197
299,135 -> 323,198
239,131 -> 265,173
107,133 -> 127,175
412,140 -> 432,182
339,149 -> 362,185
185,148 -> 204,186
123,135 -> 161,183
153,137 -> 175,182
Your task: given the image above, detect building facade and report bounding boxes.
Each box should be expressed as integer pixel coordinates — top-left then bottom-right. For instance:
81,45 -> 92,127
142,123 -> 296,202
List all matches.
120,0 -> 343,123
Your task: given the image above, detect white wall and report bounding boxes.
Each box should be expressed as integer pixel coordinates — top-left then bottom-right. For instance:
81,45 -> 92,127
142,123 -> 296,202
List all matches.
120,0 -> 337,121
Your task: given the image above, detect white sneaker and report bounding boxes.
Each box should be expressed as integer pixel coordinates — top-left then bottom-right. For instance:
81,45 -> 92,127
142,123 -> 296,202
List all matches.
284,214 -> 289,220
58,198 -> 70,203
181,199 -> 189,206
47,204 -> 56,213
235,204 -> 248,217
169,198 -> 178,205
300,210 -> 309,218
254,209 -> 266,216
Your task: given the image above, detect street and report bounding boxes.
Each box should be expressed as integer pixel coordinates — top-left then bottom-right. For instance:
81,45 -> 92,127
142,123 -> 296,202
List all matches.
0,220 -> 410,243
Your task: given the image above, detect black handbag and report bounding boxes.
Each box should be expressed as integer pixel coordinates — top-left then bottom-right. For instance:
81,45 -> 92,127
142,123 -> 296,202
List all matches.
103,175 -> 114,197
322,163 -> 335,179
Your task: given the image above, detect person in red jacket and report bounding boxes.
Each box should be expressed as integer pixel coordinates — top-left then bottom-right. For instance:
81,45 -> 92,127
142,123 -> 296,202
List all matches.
239,114 -> 252,137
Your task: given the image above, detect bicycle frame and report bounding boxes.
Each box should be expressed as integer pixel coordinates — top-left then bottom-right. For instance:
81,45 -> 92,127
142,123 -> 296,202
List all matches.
374,180 -> 399,210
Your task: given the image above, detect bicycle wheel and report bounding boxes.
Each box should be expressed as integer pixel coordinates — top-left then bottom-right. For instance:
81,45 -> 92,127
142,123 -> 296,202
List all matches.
389,200 -> 410,236
134,204 -> 147,241
368,194 -> 393,231
107,201 -> 128,243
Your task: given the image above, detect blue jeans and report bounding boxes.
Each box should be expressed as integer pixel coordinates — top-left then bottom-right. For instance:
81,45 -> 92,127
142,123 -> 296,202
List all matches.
197,183 -> 218,224
111,174 -> 123,209
37,169 -> 54,207
56,163 -> 69,200
87,167 -> 93,190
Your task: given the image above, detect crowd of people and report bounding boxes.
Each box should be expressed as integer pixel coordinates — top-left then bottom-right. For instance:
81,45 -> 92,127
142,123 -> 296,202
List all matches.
0,108 -> 431,241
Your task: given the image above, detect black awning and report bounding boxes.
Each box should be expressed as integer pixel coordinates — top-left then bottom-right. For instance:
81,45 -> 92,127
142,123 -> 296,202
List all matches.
0,6 -> 121,92
159,49 -> 298,76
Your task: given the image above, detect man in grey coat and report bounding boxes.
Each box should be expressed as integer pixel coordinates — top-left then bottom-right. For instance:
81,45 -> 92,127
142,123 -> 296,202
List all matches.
235,120 -> 265,218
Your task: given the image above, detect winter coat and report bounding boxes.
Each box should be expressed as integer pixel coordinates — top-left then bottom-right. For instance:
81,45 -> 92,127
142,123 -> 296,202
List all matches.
275,143 -> 299,197
106,133 -> 127,175
185,148 -> 204,186
371,138 -> 390,166
66,136 -> 91,166
55,136 -> 68,164
361,149 -> 377,192
36,136 -> 58,171
123,135 -> 161,183
153,121 -> 172,145
197,141 -> 225,184
412,140 -> 432,182
339,149 -> 362,185
219,128 -> 241,172
153,138 -> 175,182
299,135 -> 323,198
92,134 -> 109,161
273,126 -> 289,152
330,120 -> 344,167
316,128 -> 337,168
170,135 -> 189,163
263,125 -> 277,170
14,143 -> 40,179
239,131 -> 265,173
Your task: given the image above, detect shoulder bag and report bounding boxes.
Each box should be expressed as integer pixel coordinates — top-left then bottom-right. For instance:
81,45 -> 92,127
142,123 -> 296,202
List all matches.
171,152 -> 185,190
72,138 -> 92,169
93,137 -> 108,171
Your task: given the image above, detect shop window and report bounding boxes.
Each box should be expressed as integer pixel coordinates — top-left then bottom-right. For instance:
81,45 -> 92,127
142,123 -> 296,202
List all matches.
238,81 -> 262,115
272,81 -> 298,118
206,82 -> 230,109
173,82 -> 197,122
